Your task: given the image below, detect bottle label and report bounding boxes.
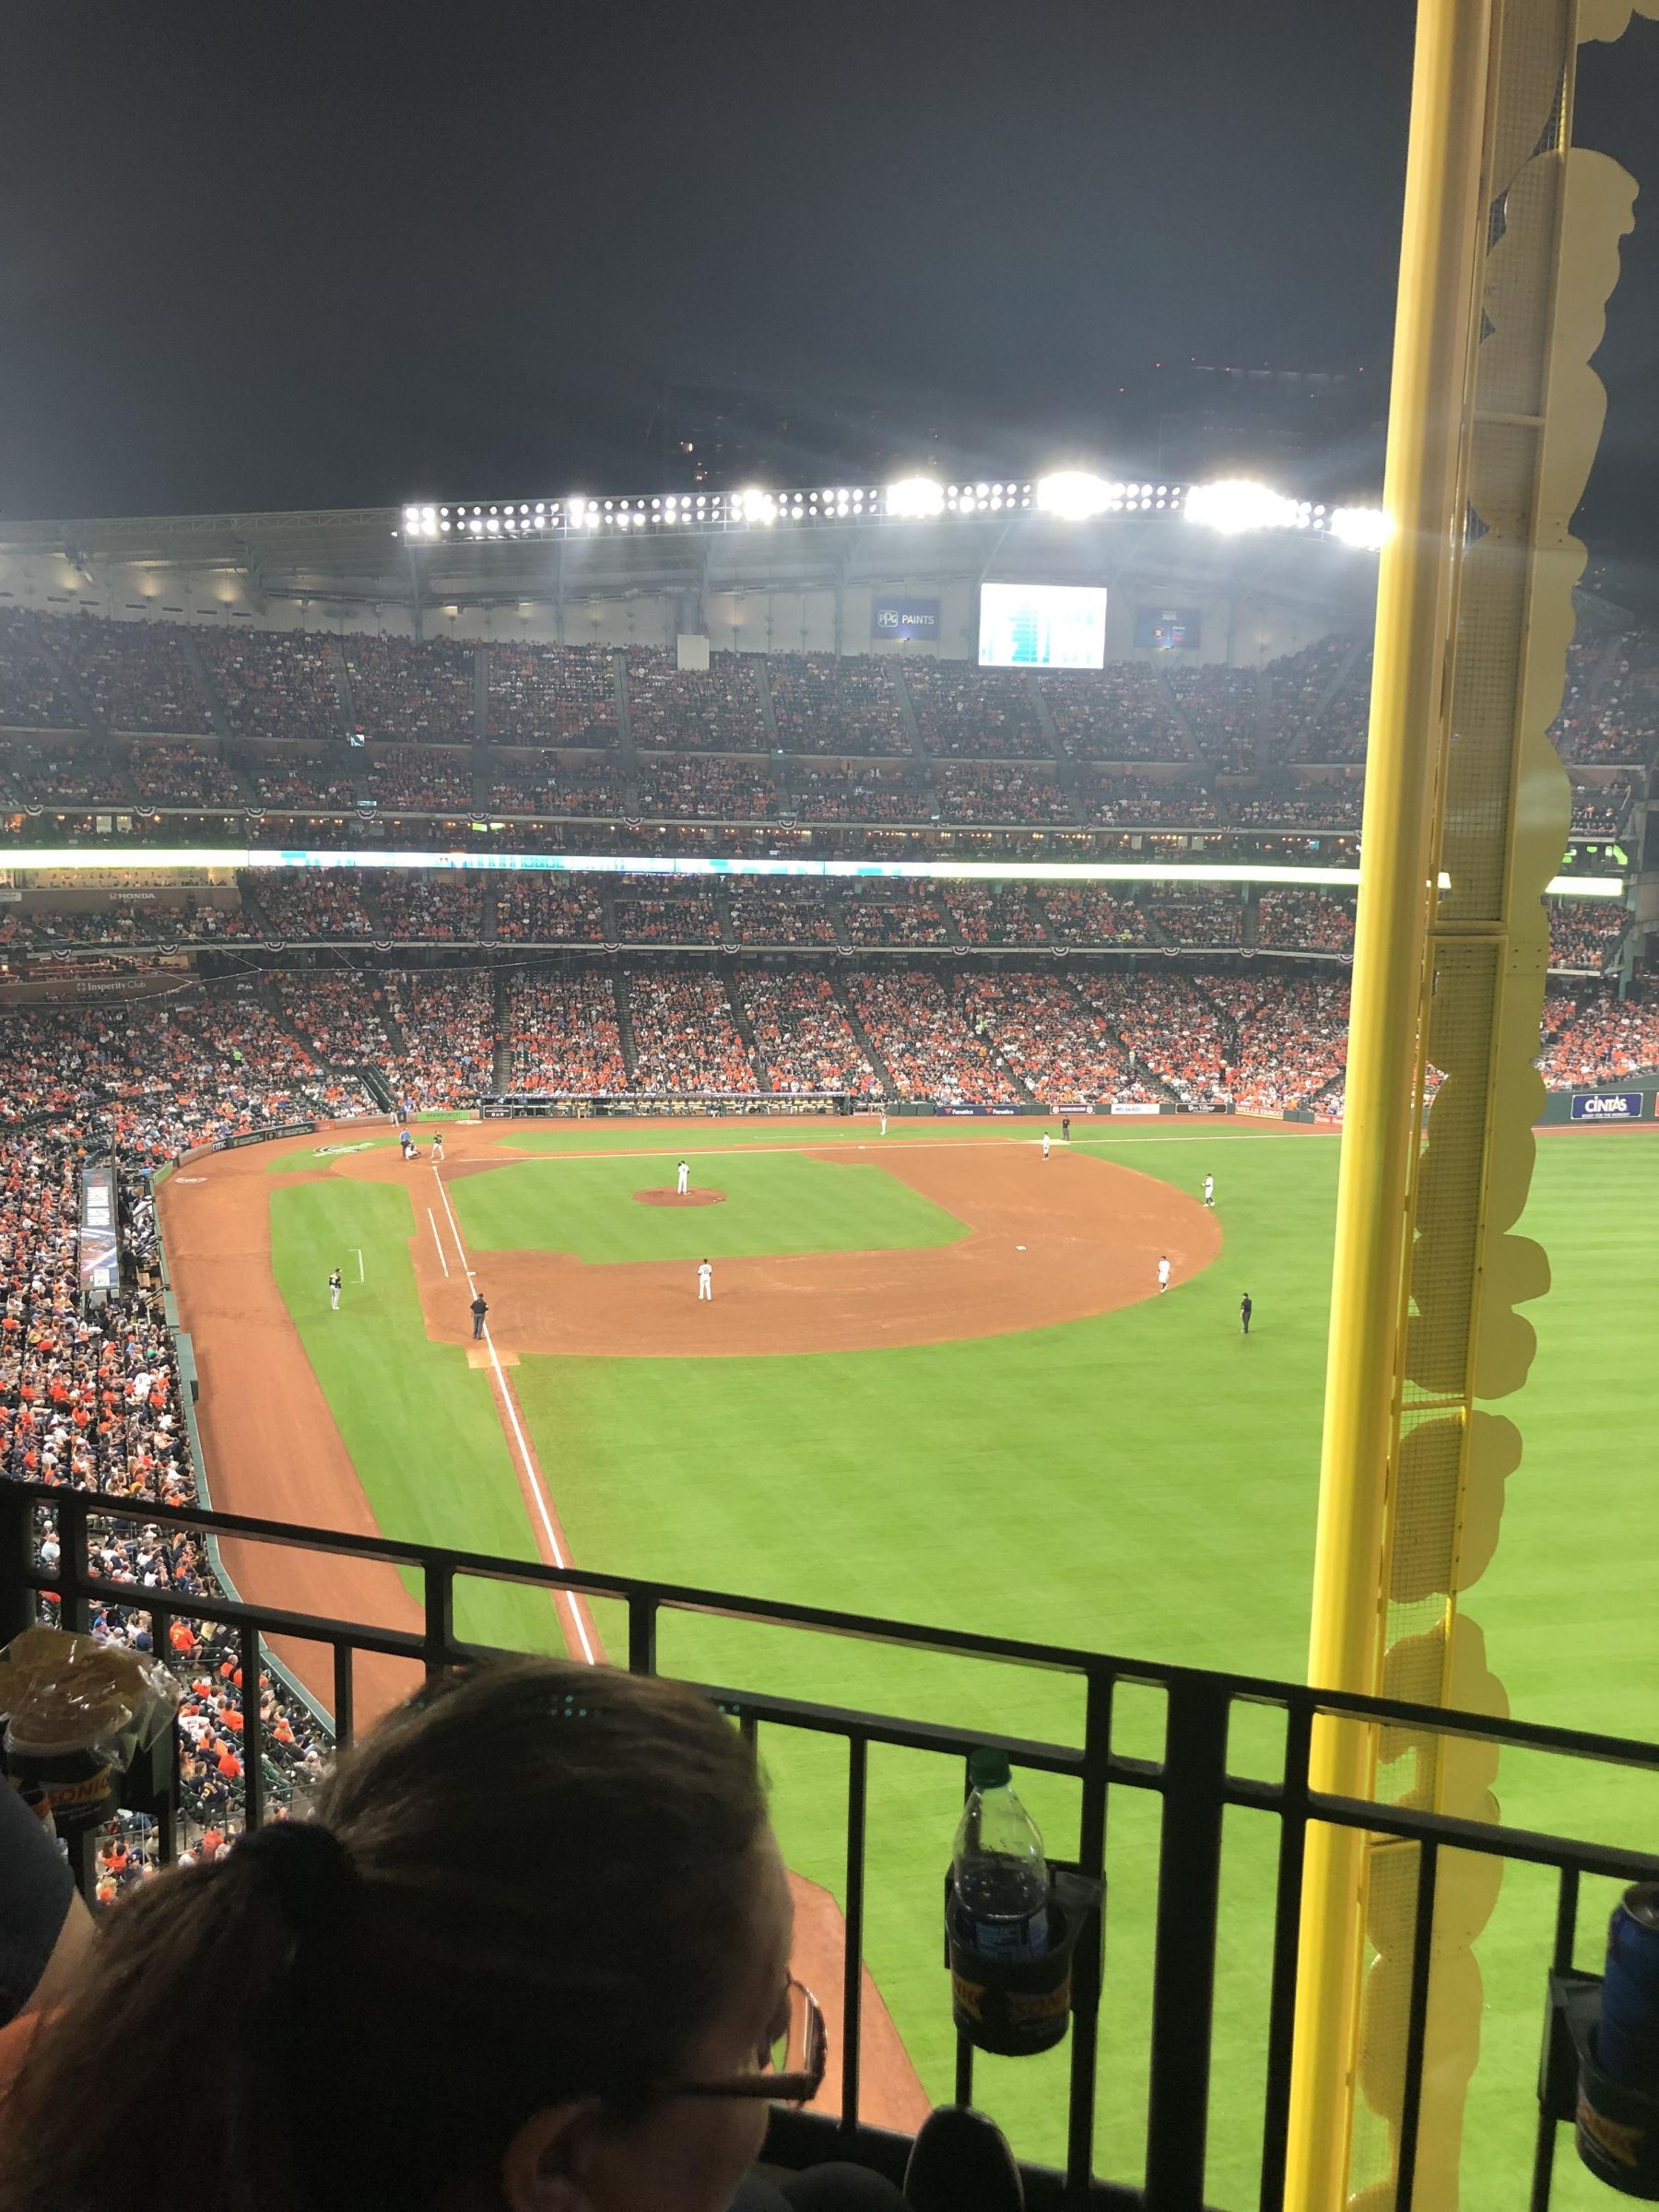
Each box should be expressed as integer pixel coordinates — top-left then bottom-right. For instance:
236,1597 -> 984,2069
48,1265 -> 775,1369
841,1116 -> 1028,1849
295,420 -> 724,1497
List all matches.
962,1907 -> 1050,1961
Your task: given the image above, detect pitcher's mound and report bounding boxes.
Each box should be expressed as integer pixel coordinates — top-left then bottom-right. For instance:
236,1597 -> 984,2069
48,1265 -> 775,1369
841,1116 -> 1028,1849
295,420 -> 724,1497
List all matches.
633,1189 -> 726,1207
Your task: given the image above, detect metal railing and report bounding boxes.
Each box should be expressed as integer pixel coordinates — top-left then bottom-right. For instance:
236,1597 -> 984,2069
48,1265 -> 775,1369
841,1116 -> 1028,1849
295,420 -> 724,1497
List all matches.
3,1477 -> 1654,2211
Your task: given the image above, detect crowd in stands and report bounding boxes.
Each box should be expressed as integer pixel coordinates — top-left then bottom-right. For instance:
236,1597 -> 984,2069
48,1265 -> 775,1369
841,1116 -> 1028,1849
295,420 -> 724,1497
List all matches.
637,758 -> 778,818
53,617 -> 203,734
251,870 -> 374,939
1536,990 -> 1659,1086
1075,971 -> 1230,1107
0,987 -> 371,1139
955,974 -> 1160,1104
734,971 -> 881,1095
1149,891 -> 1244,946
272,972 -> 399,1067
943,885 -> 1045,946
0,609 -> 80,727
488,754 -> 623,816
367,745 -> 474,811
767,655 -> 910,756
907,662 -> 1049,759
1234,782 -> 1364,829
1258,890 -> 1356,953
383,972 -> 496,1109
612,891 -> 723,944
486,643 -> 617,747
375,875 -> 487,941
6,610 -> 1659,789
728,889 -> 840,947
843,892 -> 951,947
1083,773 -> 1216,824
342,637 -> 475,744
241,749 -> 357,809
494,880 -> 607,942
793,762 -> 934,821
1,1119 -> 333,1851
1287,645 -> 1372,761
935,762 -> 1073,824
1,899 -> 256,950
1548,898 -> 1627,970
847,970 -> 1022,1104
1166,665 -> 1258,769
1038,888 -> 1159,946
6,745 -> 111,804
1570,776 -> 1635,835
627,650 -> 765,751
6,747 -> 114,809
625,971 -> 756,1090
123,743 -> 241,808
505,974 -> 625,1091
1261,636 -> 1355,759
197,629 -> 344,745
1218,975 -> 1350,1112
1044,663 -> 1183,761
1568,636 -> 1659,764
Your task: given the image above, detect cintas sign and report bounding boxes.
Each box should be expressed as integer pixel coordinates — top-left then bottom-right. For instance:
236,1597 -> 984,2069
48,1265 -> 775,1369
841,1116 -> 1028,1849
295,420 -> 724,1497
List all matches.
1570,1091 -> 1646,1122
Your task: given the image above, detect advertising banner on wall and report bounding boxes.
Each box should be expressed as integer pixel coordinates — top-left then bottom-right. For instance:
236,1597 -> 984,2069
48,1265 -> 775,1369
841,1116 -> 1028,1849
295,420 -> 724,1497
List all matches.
1110,1101 -> 1162,1116
872,596 -> 940,642
78,1164 -> 119,1297
1570,1091 -> 1645,1122
1135,606 -> 1203,651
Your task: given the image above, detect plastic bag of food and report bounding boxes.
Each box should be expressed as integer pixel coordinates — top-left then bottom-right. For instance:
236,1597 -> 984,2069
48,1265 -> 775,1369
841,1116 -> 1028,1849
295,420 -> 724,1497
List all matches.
0,1626 -> 182,1832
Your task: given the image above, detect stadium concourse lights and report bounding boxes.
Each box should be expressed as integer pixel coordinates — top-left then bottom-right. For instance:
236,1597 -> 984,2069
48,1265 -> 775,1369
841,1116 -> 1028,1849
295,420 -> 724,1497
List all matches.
4,847 -> 1619,900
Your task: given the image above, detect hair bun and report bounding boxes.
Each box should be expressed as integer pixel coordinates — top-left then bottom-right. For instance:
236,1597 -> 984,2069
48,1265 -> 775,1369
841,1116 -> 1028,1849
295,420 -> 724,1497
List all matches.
230,1819 -> 359,1935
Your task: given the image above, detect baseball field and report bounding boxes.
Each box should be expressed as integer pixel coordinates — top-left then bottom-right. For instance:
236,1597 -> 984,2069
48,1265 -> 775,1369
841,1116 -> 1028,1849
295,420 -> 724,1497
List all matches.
155,1114 -> 1659,2210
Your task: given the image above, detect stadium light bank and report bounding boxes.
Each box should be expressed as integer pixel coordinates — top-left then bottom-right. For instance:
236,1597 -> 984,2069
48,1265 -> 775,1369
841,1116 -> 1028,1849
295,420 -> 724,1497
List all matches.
397,473 -> 1392,548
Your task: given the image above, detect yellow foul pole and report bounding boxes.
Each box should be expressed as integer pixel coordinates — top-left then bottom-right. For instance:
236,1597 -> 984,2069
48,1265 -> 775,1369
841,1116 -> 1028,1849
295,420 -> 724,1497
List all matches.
1284,1 -> 1496,2205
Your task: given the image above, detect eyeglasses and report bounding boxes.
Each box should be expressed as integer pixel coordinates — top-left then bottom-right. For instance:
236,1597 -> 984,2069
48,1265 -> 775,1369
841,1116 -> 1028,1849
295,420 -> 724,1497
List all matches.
664,1975 -> 828,2109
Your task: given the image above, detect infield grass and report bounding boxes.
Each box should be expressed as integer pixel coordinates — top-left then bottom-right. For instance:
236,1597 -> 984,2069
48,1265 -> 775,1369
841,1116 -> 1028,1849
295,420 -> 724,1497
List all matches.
447,1148 -> 967,1262
261,1123 -> 1659,2212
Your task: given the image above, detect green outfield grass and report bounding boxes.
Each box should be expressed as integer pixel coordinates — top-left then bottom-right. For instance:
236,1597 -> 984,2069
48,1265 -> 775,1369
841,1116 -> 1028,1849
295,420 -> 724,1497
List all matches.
446,1148 -> 967,1262
257,1123 -> 1659,2211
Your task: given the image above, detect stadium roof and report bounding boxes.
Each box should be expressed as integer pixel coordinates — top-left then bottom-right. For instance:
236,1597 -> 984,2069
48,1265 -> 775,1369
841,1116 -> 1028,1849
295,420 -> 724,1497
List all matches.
0,478 -> 1385,621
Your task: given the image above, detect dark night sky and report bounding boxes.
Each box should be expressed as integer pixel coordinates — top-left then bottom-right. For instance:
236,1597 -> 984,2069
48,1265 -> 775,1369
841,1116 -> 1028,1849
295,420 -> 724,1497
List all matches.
1,2 -> 1655,561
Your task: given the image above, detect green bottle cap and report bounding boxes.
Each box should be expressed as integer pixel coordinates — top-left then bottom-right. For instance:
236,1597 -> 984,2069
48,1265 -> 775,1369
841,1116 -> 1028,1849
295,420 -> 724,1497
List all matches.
969,1747 -> 1012,1790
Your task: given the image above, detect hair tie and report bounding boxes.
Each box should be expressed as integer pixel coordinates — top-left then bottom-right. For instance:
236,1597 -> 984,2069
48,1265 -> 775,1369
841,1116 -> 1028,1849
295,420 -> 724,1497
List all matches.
230,1819 -> 359,1936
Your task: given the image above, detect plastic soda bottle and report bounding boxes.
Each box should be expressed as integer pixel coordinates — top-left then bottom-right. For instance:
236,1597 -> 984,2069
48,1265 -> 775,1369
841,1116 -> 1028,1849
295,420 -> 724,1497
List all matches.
952,1747 -> 1050,1961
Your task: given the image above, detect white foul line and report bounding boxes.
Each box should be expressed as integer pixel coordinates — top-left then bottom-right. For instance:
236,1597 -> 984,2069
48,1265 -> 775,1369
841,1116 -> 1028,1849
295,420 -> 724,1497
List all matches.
425,1210 -> 449,1277
354,1247 -> 365,1283
429,1162 -> 597,1667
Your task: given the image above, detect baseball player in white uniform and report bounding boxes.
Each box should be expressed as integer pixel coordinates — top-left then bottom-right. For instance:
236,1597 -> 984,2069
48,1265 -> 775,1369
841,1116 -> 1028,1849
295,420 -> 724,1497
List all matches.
1158,1254 -> 1171,1294
328,1268 -> 342,1312
432,1129 -> 445,1163
1041,1132 -> 1052,1160
1203,1173 -> 1214,1208
697,1258 -> 712,1301
677,1159 -> 690,1196
880,1112 -> 888,1136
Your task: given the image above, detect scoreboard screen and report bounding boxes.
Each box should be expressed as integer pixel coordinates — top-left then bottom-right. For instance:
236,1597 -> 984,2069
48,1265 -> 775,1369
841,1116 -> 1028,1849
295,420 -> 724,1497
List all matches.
978,582 -> 1107,669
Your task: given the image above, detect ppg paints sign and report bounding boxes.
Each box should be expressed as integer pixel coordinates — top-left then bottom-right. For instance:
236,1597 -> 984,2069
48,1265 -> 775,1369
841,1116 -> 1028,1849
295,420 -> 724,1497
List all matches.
872,596 -> 940,641
1571,1091 -> 1645,1122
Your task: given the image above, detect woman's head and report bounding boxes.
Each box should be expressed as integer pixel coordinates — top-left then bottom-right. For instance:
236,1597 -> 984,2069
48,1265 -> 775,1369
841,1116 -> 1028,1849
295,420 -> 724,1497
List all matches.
0,1657 -> 785,2212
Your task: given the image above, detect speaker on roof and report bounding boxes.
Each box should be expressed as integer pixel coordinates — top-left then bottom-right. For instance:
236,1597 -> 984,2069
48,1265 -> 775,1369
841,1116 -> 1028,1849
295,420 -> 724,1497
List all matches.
677,633 -> 711,673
